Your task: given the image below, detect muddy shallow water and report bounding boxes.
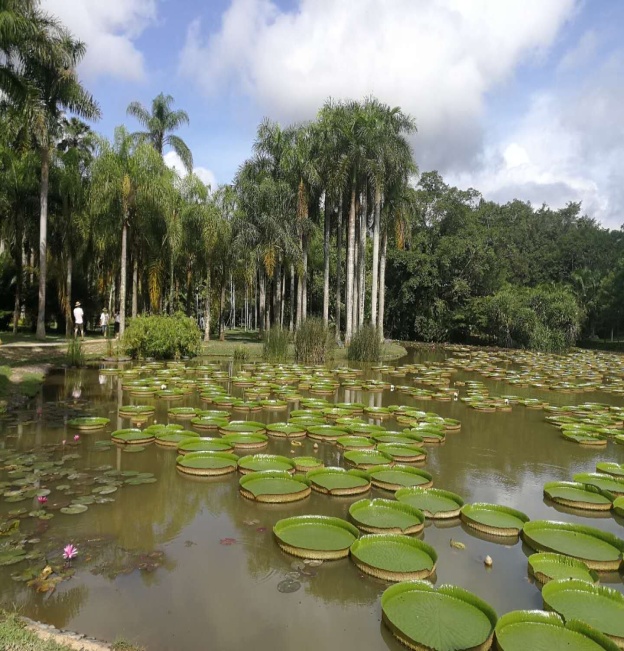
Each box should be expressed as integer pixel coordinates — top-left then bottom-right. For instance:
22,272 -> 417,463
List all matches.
1,348 -> 623,651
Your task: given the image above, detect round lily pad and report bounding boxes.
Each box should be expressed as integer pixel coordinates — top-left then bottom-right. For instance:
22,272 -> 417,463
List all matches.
176,437 -> 233,455
336,435 -> 376,450
376,442 -> 427,463
168,407 -> 199,419
237,454 -> 295,475
522,520 -> 624,571
542,579 -> 624,644
67,417 -> 110,430
350,534 -> 437,581
220,433 -> 268,451
176,452 -> 239,477
219,421 -> 266,436
614,496 -> 624,518
288,458 -> 321,474
60,503 -> 88,514
596,462 -> 624,478
368,465 -> 433,491
118,405 -> 155,419
574,473 -> 624,497
111,429 -> 155,446
306,467 -> 371,496
348,498 -> 424,535
381,581 -> 497,651
273,515 -> 359,560
307,425 -> 349,442
395,487 -> 464,519
544,481 -> 613,511
461,503 -> 529,537
495,610 -> 620,651
239,471 -> 311,503
343,449 -> 393,470
191,416 -> 229,431
266,423 -> 307,439
527,552 -> 598,585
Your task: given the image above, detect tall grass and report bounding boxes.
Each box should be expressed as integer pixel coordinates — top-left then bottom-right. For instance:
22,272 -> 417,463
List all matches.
263,327 -> 290,362
294,318 -> 334,364
233,345 -> 250,361
348,325 -> 382,362
66,338 -> 85,367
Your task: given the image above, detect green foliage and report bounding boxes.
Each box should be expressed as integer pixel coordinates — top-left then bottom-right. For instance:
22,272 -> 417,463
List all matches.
348,325 -> 382,362
294,318 -> 334,363
122,313 -> 201,360
65,338 -> 84,367
472,285 -> 582,353
263,327 -> 290,362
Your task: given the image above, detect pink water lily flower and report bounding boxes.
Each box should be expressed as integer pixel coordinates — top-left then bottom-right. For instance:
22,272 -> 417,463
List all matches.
73,434 -> 80,442
63,544 -> 78,561
37,496 -> 48,504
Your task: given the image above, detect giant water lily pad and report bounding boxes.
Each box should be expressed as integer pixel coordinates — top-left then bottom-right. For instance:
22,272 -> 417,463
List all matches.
191,416 -> 229,431
574,473 -> 624,497
168,407 -> 199,419
350,534 -> 437,581
527,552 -> 598,585
381,581 -> 497,651
273,515 -> 359,559
306,467 -> 371,496
219,421 -> 266,435
176,452 -> 239,477
368,465 -> 433,491
522,520 -> 624,571
395,487 -> 464,519
544,481 -> 613,511
307,425 -> 349,442
237,454 -> 295,474
292,456 -> 324,472
461,503 -> 529,537
118,405 -> 155,419
596,462 -> 624,478
239,471 -> 311,503
495,610 -> 620,651
542,579 -> 624,644
266,423 -> 307,439
155,428 -> 199,448
176,437 -> 233,455
349,498 -> 424,535
336,435 -> 376,450
111,429 -> 154,446
614,496 -> 624,518
68,417 -> 110,430
376,442 -> 427,463
343,449 -> 393,469
221,433 -> 268,451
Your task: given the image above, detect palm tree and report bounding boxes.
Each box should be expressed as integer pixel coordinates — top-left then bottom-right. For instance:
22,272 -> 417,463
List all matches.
127,93 -> 193,172
90,126 -> 167,336
9,25 -> 100,338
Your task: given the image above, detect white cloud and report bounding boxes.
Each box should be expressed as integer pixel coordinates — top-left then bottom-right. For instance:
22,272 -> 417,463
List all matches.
557,29 -> 598,72
450,50 -> 624,227
41,0 -> 157,81
164,151 -> 217,191
179,0 -> 576,171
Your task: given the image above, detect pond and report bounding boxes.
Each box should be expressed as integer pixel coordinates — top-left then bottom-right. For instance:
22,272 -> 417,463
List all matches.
1,346 -> 623,650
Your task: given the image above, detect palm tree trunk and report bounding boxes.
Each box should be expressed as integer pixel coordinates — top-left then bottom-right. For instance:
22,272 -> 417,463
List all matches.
219,275 -> 226,341
65,253 -> 73,336
119,215 -> 128,336
273,263 -> 281,328
12,239 -> 22,335
204,271 -> 211,341
280,269 -> 285,327
289,264 -> 295,332
345,174 -> 356,343
302,239 -> 308,322
335,193 -> 342,339
358,184 -> 366,328
352,206 -> 359,331
258,267 -> 266,333
36,146 -> 50,339
322,196 -> 330,324
371,185 -> 381,326
377,225 -> 388,341
296,271 -> 303,328
132,255 -> 138,318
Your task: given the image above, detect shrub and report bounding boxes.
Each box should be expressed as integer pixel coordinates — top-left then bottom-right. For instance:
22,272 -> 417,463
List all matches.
263,327 -> 290,362
348,325 -> 382,362
294,318 -> 334,364
123,313 -> 201,360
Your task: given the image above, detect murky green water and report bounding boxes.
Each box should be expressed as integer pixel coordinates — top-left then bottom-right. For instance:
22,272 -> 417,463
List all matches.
1,348 -> 623,650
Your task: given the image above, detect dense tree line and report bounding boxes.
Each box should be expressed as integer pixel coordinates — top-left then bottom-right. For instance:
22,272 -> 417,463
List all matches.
1,1 -> 623,351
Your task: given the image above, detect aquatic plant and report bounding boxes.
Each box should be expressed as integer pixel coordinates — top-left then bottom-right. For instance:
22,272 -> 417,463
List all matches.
294,318 -> 334,363
347,324 -> 382,362
262,327 -> 290,362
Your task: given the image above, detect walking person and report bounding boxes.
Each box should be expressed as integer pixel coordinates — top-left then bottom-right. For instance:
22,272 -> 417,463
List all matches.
114,311 -> 120,337
73,301 -> 85,338
99,308 -> 109,336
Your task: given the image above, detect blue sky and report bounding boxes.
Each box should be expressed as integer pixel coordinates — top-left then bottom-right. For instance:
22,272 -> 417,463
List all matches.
43,0 -> 624,227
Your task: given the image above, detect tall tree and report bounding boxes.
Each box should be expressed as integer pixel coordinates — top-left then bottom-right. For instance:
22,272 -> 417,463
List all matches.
127,93 -> 193,172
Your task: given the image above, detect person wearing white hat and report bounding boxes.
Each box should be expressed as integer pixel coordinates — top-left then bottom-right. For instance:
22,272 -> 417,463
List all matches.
73,301 -> 84,338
